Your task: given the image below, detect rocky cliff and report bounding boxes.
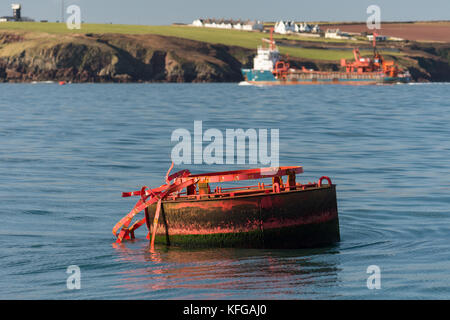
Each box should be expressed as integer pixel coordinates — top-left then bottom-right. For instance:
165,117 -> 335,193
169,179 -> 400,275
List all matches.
0,32 -> 252,83
0,31 -> 449,83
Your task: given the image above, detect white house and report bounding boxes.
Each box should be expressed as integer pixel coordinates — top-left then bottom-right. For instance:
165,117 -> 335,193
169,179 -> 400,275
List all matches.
233,21 -> 243,30
274,21 -> 285,34
367,34 -> 387,42
388,36 -> 404,42
311,24 -> 321,33
325,29 -> 353,40
297,23 -> 321,34
274,20 -> 299,34
191,19 -> 204,27
191,18 -> 263,32
203,19 -> 217,28
298,22 -> 311,33
219,20 -> 233,29
242,20 -> 264,31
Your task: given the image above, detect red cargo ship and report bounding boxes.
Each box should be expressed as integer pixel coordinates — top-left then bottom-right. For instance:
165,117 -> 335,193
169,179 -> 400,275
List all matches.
242,29 -> 411,85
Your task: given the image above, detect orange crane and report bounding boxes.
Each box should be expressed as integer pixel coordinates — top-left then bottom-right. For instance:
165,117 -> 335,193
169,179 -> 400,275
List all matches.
340,31 -> 402,77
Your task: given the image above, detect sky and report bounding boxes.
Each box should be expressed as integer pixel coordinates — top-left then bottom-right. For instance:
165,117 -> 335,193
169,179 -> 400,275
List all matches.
0,0 -> 449,25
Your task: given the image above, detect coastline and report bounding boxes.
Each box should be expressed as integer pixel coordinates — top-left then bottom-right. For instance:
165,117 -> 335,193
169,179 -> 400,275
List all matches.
0,23 -> 449,83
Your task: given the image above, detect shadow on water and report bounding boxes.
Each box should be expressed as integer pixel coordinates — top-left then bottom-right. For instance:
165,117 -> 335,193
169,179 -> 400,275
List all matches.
111,241 -> 342,299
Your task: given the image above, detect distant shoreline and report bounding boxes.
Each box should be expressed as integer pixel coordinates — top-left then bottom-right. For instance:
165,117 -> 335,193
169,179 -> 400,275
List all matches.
0,22 -> 449,83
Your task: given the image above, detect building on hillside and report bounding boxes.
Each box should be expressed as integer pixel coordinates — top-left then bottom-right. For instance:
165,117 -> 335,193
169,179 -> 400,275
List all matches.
311,24 -> 321,33
274,21 -> 320,34
367,34 -> 387,42
274,20 -> 299,34
191,18 -> 263,31
388,36 -> 404,42
203,19 -> 217,28
0,3 -> 34,22
12,3 -> 20,19
192,19 -> 204,27
220,20 -> 233,29
233,20 -> 243,30
242,20 -> 264,31
325,29 -> 353,40
298,22 -> 312,32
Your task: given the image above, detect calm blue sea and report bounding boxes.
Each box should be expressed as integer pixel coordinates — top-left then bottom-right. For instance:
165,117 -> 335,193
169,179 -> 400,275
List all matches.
0,83 -> 449,299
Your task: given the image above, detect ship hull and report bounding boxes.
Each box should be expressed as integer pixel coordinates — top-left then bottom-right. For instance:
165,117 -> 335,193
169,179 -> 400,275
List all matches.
242,69 -> 411,85
145,184 -> 340,249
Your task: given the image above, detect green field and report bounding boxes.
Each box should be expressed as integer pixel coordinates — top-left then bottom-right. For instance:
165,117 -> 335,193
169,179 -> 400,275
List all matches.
0,22 -> 402,61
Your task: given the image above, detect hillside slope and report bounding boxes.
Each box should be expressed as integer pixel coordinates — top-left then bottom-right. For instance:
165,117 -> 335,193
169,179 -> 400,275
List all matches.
0,28 -> 449,83
0,32 -> 252,82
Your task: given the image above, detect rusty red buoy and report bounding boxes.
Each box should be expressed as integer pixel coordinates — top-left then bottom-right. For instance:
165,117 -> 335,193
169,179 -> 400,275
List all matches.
113,163 -> 340,249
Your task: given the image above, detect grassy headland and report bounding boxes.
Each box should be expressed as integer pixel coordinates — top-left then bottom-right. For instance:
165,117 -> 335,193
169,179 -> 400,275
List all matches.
0,22 -> 399,60
0,22 -> 448,82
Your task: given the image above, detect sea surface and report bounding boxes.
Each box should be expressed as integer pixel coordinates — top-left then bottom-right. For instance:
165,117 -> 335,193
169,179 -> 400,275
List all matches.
0,83 -> 449,299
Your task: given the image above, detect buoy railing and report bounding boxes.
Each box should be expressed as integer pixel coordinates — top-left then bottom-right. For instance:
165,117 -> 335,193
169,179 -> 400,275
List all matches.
113,163 -> 332,246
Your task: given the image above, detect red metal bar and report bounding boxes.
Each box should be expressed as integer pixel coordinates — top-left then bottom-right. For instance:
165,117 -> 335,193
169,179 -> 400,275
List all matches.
113,178 -> 197,242
114,165 -> 307,244
150,199 -> 162,250
182,166 -> 303,184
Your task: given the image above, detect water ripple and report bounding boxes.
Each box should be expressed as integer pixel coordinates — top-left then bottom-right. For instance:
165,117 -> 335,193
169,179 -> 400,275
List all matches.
0,83 -> 449,299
